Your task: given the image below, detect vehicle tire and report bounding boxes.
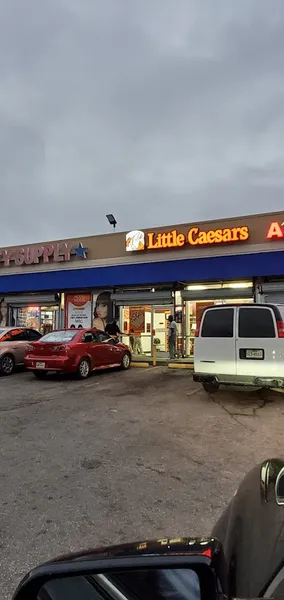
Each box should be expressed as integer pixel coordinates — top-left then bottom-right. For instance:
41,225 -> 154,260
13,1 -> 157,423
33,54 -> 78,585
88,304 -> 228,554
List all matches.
77,358 -> 91,379
0,354 -> 15,376
202,381 -> 220,394
121,352 -> 131,370
33,370 -> 48,379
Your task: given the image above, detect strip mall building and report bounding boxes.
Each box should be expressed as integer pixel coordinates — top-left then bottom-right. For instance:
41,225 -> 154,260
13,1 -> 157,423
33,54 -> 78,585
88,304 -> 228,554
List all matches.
1,210 -> 284,358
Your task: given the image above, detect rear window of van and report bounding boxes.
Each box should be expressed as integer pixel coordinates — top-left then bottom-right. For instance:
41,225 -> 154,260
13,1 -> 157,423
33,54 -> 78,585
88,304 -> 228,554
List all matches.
238,307 -> 276,338
201,308 -> 234,338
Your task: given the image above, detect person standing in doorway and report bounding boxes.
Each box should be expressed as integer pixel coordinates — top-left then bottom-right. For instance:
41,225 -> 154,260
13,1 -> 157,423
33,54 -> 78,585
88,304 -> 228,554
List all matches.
105,319 -> 122,338
168,314 -> 177,359
133,332 -> 143,355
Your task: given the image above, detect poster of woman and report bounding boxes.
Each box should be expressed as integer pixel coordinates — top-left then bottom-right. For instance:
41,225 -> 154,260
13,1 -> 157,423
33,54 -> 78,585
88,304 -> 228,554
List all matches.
93,291 -> 113,331
0,298 -> 8,326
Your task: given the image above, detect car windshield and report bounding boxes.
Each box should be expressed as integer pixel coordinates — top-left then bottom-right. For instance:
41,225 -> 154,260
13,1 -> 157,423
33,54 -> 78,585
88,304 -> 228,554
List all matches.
40,331 -> 77,342
0,329 -> 6,337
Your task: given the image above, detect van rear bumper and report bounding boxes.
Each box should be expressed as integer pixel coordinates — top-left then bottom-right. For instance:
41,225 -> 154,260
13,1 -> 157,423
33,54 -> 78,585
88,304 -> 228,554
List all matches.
193,372 -> 284,389
254,377 -> 284,389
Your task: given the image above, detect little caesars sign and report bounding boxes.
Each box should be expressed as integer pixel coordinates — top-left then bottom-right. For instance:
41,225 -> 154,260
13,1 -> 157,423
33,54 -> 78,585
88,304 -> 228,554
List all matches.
0,242 -> 88,267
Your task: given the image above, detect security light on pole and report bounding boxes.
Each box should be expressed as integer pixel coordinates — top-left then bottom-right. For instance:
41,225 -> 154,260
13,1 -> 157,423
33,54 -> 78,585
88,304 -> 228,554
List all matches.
106,214 -> 117,230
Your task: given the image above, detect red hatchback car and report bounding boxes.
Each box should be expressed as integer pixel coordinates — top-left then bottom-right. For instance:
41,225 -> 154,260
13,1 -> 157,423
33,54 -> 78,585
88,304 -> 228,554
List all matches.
25,328 -> 132,379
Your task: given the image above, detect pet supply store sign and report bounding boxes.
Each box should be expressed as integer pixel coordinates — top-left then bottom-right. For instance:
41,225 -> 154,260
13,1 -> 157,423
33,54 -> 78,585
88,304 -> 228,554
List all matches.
0,241 -> 88,267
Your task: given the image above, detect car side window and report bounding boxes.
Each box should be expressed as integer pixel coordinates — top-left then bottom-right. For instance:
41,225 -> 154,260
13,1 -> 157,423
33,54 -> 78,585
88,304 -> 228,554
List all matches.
12,329 -> 28,341
82,332 -> 94,343
28,329 -> 42,341
94,332 -> 111,343
1,331 -> 12,341
238,307 -> 276,338
201,308 -> 234,338
1,328 -> 27,341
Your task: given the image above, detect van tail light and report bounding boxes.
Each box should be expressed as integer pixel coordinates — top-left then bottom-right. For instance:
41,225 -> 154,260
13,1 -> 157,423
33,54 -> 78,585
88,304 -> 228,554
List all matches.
277,320 -> 284,338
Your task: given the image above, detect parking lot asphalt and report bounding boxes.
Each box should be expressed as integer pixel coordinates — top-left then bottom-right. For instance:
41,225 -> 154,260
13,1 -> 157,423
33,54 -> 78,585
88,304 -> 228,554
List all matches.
1,366 -> 284,598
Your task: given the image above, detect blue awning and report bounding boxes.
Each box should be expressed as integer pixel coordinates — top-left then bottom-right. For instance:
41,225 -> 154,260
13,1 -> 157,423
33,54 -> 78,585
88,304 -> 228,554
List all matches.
0,249 -> 283,294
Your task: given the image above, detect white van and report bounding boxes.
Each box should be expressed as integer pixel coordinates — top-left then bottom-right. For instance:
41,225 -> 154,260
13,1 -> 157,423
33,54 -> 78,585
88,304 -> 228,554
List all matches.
193,303 -> 284,393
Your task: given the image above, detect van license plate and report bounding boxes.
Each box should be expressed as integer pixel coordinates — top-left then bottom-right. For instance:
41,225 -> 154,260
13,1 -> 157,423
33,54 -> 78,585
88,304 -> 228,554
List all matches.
246,349 -> 263,359
36,362 -> 45,369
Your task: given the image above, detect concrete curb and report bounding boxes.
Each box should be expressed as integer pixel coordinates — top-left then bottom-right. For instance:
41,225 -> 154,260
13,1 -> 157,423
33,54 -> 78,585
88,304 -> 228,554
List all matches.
168,363 -> 194,369
131,361 -> 194,369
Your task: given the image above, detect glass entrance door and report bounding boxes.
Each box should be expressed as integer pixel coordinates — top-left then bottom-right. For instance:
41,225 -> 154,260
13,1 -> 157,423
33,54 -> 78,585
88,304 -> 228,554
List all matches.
152,306 -> 171,358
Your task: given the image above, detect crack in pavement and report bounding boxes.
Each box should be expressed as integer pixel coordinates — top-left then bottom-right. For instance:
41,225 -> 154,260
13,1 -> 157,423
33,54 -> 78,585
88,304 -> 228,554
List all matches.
209,395 -> 254,430
208,388 -> 275,430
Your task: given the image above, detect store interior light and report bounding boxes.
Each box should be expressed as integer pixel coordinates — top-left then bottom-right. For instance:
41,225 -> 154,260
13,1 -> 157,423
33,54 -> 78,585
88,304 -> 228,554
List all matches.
228,282 -> 252,289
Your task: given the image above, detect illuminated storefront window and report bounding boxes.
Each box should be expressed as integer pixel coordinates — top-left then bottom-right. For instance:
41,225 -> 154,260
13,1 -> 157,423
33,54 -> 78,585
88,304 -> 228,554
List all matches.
183,282 -> 253,357
11,305 -> 60,334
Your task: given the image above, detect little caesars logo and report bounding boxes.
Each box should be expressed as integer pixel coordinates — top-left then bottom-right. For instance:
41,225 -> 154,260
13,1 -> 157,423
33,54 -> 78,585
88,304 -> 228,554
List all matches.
125,230 -> 145,252
125,225 -> 249,252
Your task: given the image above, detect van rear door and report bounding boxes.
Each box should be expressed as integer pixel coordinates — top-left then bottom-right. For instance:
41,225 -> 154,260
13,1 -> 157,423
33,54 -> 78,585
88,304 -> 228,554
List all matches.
195,306 -> 237,375
236,306 -> 279,378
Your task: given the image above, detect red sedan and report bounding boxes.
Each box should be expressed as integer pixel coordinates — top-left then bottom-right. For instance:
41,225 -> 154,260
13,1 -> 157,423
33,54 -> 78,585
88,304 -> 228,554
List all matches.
25,328 -> 131,379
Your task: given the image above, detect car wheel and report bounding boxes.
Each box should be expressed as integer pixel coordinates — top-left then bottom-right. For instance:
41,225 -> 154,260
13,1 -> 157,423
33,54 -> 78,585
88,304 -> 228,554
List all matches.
77,358 -> 91,379
0,354 -> 15,376
121,352 -> 131,370
202,381 -> 219,394
33,370 -> 48,379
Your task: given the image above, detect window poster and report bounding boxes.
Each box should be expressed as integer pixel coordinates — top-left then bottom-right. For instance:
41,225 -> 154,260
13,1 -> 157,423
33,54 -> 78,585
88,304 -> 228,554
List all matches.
16,307 -> 40,330
92,291 -> 113,331
0,298 -> 8,326
129,307 -> 145,333
65,294 -> 92,329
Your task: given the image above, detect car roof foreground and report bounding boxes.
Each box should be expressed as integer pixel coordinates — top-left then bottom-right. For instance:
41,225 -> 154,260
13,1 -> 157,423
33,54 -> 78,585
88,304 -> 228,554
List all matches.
13,537 -> 224,600
44,537 -> 220,563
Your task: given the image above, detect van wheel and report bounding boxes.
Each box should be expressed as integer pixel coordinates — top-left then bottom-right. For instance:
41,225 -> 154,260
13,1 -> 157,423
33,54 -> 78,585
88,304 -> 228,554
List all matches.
77,358 -> 91,379
0,354 -> 15,376
202,381 -> 219,394
121,352 -> 131,370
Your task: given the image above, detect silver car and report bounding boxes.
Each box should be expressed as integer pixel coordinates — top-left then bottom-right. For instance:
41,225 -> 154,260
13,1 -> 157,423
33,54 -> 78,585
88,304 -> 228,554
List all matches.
0,327 -> 42,375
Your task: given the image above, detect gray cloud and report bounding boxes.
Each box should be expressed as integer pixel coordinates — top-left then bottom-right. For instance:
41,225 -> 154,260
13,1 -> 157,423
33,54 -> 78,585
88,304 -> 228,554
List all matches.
1,0 -> 284,245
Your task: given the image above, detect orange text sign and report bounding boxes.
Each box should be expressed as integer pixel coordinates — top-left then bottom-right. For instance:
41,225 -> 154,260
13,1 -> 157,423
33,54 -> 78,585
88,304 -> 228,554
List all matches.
146,226 -> 249,250
266,221 -> 284,240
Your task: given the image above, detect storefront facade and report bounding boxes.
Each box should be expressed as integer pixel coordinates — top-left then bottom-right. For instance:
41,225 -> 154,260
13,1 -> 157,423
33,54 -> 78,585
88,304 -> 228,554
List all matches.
1,211 -> 284,359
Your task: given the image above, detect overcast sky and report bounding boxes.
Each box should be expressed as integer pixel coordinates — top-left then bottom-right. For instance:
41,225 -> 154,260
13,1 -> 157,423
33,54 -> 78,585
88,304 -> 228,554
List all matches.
1,0 -> 284,245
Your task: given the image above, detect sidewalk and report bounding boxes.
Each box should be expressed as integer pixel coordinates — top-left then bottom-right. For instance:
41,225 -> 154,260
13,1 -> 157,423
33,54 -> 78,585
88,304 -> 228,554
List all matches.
131,354 -> 194,368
